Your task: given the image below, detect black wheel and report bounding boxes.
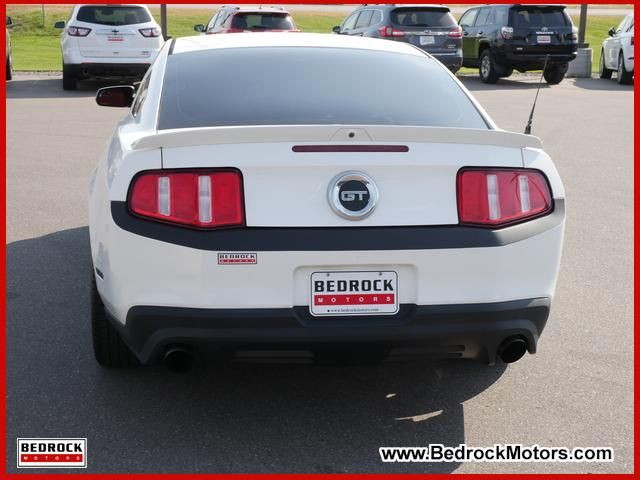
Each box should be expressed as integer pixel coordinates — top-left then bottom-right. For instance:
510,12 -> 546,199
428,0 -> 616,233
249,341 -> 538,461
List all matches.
91,272 -> 138,368
5,55 -> 12,81
617,52 -> 633,85
62,65 -> 77,90
479,50 -> 499,84
599,49 -> 613,79
543,64 -> 566,85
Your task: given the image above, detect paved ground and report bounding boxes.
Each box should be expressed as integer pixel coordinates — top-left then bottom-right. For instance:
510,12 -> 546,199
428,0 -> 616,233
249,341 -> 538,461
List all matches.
6,73 -> 634,474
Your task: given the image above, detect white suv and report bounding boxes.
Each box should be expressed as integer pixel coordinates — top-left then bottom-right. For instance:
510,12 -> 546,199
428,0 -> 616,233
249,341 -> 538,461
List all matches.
55,4 -> 164,90
599,13 -> 634,85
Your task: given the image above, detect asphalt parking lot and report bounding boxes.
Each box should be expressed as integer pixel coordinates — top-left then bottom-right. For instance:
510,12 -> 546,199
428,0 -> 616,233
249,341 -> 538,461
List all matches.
6,73 -> 633,474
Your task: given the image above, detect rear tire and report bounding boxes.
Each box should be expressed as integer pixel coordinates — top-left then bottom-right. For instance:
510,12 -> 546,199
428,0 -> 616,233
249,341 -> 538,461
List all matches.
6,55 -> 12,81
617,52 -> 633,85
479,50 -> 499,84
599,49 -> 613,79
543,64 -> 566,85
62,66 -> 77,90
91,272 -> 138,368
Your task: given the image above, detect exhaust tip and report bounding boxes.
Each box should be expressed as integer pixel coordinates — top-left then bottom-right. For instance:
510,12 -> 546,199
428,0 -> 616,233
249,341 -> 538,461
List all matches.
163,345 -> 194,372
497,337 -> 528,364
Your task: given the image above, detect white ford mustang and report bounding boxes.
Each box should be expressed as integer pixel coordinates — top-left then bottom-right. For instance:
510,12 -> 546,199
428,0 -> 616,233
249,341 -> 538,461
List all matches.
89,33 -> 565,371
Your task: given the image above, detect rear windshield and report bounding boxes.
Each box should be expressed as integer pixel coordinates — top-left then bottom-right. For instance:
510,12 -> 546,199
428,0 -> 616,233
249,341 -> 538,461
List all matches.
158,47 -> 488,130
390,8 -> 456,28
231,13 -> 295,30
76,6 -> 151,26
510,7 -> 570,28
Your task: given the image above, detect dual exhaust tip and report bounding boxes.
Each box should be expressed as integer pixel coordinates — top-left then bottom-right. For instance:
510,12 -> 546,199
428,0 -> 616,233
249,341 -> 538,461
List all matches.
496,336 -> 529,364
162,337 -> 529,372
163,345 -> 194,373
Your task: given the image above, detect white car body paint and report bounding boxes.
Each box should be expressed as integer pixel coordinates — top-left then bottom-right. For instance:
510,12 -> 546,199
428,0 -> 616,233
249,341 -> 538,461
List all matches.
89,33 -> 565,365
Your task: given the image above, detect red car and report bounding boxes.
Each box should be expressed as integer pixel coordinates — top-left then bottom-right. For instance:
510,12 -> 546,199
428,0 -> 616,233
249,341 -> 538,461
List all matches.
194,6 -> 298,34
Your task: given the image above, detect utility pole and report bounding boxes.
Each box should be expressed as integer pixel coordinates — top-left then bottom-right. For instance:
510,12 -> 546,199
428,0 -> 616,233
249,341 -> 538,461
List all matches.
578,4 -> 588,47
160,4 -> 168,40
41,4 -> 45,28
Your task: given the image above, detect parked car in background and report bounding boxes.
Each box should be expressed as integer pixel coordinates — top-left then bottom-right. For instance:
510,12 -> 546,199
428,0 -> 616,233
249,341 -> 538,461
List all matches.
5,16 -> 12,81
599,13 -> 634,85
194,5 -> 298,34
332,4 -> 462,73
90,33 -> 565,370
54,4 -> 164,90
459,4 -> 577,84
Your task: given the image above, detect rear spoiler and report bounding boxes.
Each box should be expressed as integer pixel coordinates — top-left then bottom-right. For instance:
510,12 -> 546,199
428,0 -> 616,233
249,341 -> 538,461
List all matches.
132,125 -> 543,151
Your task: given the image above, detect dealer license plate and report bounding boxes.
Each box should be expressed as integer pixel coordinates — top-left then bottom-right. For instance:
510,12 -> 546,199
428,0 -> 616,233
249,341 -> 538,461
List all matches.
419,36 -> 435,46
310,271 -> 399,316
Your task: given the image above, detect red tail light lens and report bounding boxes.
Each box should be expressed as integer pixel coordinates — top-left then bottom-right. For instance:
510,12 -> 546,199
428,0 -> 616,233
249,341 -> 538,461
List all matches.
457,168 -> 553,227
129,170 -> 244,229
448,25 -> 463,38
67,26 -> 91,37
379,26 -> 405,37
139,27 -> 162,37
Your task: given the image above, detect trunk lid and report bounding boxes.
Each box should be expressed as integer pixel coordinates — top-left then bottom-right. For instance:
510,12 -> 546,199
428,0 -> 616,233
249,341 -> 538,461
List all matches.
136,126 -> 538,228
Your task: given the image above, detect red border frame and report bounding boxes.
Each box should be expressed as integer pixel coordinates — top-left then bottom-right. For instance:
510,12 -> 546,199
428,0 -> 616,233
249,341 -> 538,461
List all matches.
1,0 -> 636,478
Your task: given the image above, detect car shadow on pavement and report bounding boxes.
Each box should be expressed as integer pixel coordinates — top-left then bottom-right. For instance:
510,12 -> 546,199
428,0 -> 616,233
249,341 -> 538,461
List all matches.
570,77 -> 635,91
6,75 -> 135,99
7,227 -> 507,474
460,75 -> 552,92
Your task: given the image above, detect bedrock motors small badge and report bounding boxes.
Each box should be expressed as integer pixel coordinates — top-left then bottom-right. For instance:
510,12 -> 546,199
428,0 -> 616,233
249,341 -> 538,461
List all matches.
17,438 -> 87,468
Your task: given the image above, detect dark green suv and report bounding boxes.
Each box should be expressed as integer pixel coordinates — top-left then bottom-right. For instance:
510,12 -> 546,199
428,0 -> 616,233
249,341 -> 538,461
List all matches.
459,4 -> 578,84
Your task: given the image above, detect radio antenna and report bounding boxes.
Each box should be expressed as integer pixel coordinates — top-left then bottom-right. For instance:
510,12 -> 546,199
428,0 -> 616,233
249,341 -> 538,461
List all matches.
524,54 -> 550,135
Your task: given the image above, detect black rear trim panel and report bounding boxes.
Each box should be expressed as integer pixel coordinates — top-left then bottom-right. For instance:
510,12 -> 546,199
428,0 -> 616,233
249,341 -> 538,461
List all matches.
110,200 -> 564,252
113,298 -> 551,364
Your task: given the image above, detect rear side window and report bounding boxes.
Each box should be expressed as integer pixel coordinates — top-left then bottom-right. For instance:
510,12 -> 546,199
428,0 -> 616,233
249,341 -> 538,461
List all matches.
355,10 -> 373,29
510,7 -> 570,28
231,13 -> 294,30
493,7 -> 509,26
159,47 -> 488,130
76,6 -> 151,26
391,8 -> 456,28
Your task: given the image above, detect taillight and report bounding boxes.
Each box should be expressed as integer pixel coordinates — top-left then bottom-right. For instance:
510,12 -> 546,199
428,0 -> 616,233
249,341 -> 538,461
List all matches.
139,27 -> 162,37
457,168 -> 552,227
129,170 -> 244,229
448,25 -> 463,38
500,26 -> 514,40
67,26 -> 91,37
379,26 -> 405,37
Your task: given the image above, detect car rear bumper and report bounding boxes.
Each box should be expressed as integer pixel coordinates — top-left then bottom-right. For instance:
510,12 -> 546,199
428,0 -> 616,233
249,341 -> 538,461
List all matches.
66,62 -> 151,78
112,297 -> 550,364
498,51 -> 577,68
430,52 -> 463,72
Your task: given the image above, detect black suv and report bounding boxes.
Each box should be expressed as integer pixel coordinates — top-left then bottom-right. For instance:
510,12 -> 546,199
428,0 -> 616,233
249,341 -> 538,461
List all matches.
459,4 -> 578,84
333,4 -> 463,73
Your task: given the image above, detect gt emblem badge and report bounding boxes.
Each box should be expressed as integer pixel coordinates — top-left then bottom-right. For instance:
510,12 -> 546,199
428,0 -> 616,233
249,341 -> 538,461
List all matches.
328,171 -> 378,220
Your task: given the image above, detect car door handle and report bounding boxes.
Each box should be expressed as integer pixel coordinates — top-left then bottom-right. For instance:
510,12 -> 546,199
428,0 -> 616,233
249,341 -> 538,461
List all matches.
463,31 -> 469,36
477,31 -> 483,35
